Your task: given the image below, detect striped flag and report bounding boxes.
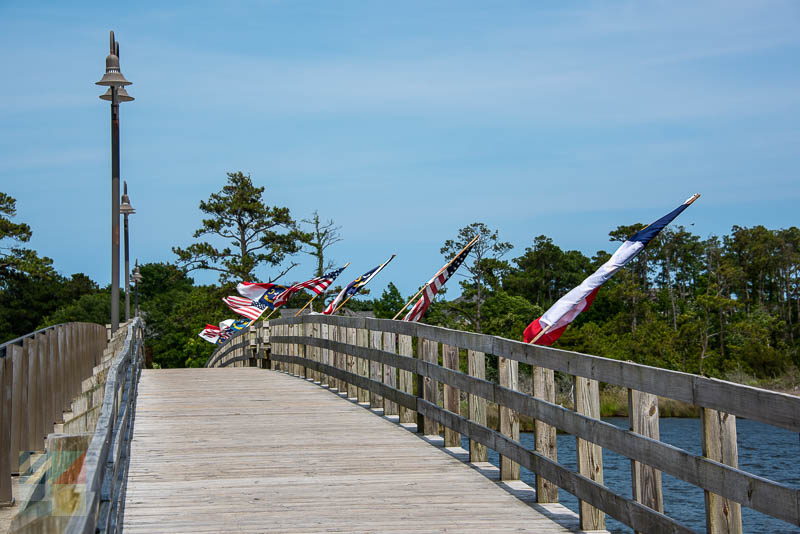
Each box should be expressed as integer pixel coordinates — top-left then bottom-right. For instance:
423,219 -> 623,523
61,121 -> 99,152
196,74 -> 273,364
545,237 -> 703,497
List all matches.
323,255 -> 396,315
236,282 -> 288,305
198,324 -> 221,344
403,239 -> 478,322
223,295 -> 270,321
295,266 -> 348,295
523,194 -> 700,345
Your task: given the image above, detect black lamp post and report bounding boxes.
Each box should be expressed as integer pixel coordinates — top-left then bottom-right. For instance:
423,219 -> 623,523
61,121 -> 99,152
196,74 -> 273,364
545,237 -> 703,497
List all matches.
96,31 -> 133,334
132,261 -> 143,318
119,181 -> 135,322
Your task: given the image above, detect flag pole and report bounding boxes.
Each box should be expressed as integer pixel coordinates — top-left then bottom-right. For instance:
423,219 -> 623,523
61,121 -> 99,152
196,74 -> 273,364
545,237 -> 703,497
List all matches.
392,234 -> 480,320
294,262 -> 350,317
333,255 -> 396,314
528,324 -> 551,344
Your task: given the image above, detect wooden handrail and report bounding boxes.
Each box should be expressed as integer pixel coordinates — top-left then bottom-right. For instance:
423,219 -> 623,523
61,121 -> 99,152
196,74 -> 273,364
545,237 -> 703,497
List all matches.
207,314 -> 800,534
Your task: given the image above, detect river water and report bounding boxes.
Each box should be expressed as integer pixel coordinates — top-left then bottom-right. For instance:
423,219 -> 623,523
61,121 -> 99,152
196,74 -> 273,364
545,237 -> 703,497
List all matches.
464,418 -> 800,533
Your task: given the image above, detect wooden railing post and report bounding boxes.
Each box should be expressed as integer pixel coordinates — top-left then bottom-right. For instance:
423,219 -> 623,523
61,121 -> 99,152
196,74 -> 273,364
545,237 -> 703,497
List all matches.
533,366 -> 559,502
629,388 -> 663,527
702,408 -> 743,534
397,334 -> 416,424
369,329 -> 383,409
574,376 -> 605,531
443,344 -> 460,447
467,350 -> 487,462
356,327 -> 369,404
498,356 -> 519,480
382,332 -> 398,416
320,322 -> 330,387
1,353 -> 12,505
309,322 -> 319,383
332,324 -> 343,392
9,344 -> 24,476
421,338 -> 439,435
346,326 -> 358,399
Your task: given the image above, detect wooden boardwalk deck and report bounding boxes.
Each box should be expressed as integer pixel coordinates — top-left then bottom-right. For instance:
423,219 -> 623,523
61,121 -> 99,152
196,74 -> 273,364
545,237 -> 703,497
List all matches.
123,368 -> 581,533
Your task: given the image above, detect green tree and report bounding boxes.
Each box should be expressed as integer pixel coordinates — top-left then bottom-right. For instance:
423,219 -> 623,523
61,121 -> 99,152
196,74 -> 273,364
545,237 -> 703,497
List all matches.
373,283 -> 405,319
173,172 -> 306,284
439,223 -> 512,332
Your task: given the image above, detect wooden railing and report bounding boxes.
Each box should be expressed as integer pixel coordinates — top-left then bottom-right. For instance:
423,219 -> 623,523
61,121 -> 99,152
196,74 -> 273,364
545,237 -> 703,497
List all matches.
0,322 -> 108,507
208,315 -> 800,534
63,318 -> 144,534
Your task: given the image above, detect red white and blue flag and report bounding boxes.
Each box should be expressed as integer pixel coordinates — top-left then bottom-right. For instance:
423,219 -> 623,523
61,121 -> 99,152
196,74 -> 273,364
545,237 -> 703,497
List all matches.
223,295 -> 270,321
523,194 -> 700,345
323,255 -> 395,315
295,265 -> 349,295
198,324 -> 221,344
403,237 -> 478,322
236,282 -> 283,302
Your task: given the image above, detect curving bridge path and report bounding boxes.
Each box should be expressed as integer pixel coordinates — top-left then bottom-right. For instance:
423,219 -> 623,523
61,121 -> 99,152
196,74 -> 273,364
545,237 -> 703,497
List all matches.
123,368 -> 580,533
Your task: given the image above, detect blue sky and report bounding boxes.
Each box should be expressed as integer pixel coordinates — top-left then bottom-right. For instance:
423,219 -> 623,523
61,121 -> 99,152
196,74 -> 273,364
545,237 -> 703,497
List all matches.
1,1 -> 799,297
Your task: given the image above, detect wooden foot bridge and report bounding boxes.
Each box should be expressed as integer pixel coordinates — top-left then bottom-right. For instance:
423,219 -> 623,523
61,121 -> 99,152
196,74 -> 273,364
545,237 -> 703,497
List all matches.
1,316 -> 799,533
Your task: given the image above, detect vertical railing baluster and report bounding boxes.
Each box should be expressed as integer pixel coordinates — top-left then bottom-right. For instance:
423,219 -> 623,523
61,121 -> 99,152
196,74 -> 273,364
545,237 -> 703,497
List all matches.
702,408 -> 743,534
0,353 -> 12,504
467,349 -> 487,462
533,366 -> 559,502
382,331 -> 398,416
346,326 -> 358,399
443,344 -> 460,448
398,334 -> 416,424
574,376 -> 605,531
356,327 -> 369,404
421,338 -> 439,435
369,329 -> 383,409
629,388 -> 663,530
499,356 -> 519,480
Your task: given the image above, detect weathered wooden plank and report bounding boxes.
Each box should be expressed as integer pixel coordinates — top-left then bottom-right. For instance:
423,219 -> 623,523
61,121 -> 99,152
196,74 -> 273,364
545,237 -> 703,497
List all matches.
629,388 -> 663,525
268,315 -> 800,432
346,327 -> 358,399
533,366 -> 559,503
574,376 -> 604,531
270,330 -> 800,526
0,355 -> 12,505
369,329 -> 383,408
356,328 -> 369,404
421,339 -> 439,435
467,350 -> 487,462
382,332 -> 398,416
442,344 -> 460,447
124,369 -> 577,533
397,334 -> 415,424
417,399 -> 694,534
498,356 -> 519,480
702,408 -> 743,534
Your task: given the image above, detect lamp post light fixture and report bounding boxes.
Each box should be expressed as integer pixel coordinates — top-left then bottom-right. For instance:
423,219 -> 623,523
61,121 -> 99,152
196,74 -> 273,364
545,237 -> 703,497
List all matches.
119,181 -> 136,322
132,261 -> 143,318
96,30 -> 133,334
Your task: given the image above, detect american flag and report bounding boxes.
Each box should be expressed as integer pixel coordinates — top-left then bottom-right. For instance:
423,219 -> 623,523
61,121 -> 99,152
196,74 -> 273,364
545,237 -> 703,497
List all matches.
403,239 -> 477,322
295,266 -> 348,295
198,324 -> 221,344
323,256 -> 395,315
223,295 -> 269,321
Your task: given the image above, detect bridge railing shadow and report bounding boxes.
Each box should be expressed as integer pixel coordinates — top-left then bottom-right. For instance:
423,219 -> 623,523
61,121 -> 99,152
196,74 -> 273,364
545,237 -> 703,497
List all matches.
207,315 -> 800,534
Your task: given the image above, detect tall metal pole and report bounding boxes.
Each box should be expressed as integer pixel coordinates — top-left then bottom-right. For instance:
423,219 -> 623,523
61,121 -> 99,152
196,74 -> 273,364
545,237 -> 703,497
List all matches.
123,207 -> 130,322
110,86 -> 121,333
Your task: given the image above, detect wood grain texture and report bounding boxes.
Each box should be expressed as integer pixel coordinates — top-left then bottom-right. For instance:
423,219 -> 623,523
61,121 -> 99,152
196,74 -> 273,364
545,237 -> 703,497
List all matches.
382,332 -> 398,416
498,356 -> 519,480
397,334 -> 415,424
421,339 -> 439,435
0,355 -> 12,505
702,408 -> 743,534
123,369 -> 575,533
574,376 -> 604,531
369,329 -> 383,408
628,388 -> 663,524
467,350 -> 487,463
533,366 -> 558,503
442,344 -> 460,447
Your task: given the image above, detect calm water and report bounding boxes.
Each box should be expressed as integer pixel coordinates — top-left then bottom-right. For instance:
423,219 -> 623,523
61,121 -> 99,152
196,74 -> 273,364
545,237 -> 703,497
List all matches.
462,418 -> 800,533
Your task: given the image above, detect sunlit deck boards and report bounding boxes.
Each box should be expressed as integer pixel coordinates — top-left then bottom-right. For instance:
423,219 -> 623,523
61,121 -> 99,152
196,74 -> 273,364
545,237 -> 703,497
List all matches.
123,368 -> 578,533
